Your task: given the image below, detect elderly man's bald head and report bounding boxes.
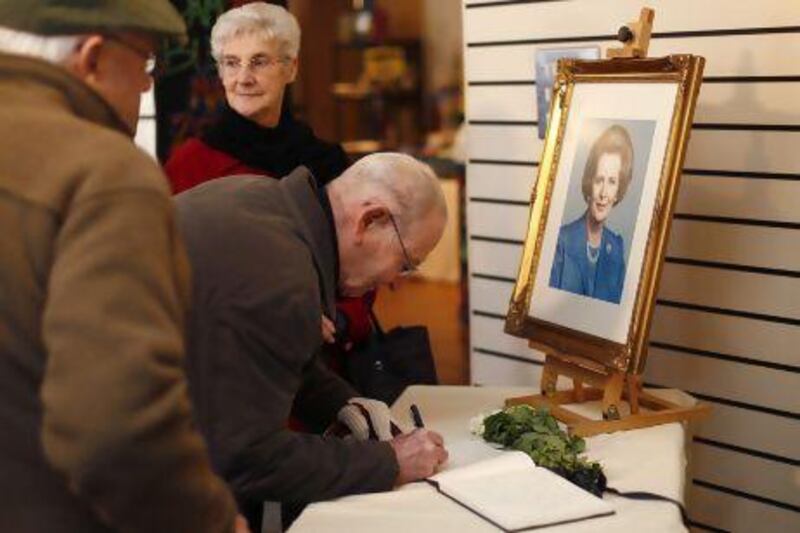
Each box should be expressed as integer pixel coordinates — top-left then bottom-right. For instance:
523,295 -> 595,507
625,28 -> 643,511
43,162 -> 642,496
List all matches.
326,153 -> 448,297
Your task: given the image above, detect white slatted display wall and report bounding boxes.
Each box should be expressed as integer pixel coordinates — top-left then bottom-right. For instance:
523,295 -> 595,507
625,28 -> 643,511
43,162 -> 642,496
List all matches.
462,1 -> 799,531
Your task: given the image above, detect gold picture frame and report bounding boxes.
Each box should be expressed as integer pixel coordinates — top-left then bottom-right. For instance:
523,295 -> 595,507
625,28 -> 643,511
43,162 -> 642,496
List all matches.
505,55 -> 705,375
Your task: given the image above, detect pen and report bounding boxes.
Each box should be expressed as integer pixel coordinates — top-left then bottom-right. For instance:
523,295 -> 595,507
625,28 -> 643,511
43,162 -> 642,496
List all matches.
410,404 -> 425,429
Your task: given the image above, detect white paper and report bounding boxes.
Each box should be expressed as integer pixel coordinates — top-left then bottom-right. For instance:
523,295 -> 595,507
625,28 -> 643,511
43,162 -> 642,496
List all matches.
431,451 -> 614,531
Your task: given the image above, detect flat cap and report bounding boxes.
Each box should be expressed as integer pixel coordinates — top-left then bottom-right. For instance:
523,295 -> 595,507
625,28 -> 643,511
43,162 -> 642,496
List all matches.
0,0 -> 187,46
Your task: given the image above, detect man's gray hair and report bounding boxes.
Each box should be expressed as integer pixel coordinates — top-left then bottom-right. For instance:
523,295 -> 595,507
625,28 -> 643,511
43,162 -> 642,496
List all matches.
210,2 -> 300,63
0,26 -> 81,64
334,153 -> 447,233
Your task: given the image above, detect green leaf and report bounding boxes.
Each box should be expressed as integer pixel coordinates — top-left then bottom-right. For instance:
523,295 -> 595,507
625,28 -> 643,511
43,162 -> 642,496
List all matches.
476,405 -> 605,495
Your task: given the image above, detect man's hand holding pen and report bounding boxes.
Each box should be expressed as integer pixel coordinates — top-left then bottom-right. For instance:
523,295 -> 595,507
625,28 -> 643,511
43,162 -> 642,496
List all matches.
388,404 -> 449,485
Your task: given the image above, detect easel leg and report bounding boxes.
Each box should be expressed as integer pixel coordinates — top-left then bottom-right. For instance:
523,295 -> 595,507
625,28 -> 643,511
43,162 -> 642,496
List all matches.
573,379 -> 585,403
626,374 -> 641,414
602,372 -> 624,420
540,354 -> 559,396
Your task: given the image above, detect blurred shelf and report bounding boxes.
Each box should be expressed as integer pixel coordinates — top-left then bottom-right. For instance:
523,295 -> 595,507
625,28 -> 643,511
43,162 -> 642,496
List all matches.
341,139 -> 386,155
332,82 -> 418,100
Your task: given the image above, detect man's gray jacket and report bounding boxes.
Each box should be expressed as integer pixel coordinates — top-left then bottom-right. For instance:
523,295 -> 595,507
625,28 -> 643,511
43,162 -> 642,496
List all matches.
175,168 -> 398,508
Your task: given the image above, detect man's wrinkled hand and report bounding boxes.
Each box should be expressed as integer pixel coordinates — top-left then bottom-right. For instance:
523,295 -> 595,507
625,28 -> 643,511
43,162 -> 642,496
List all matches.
389,429 -> 448,485
337,397 -> 395,441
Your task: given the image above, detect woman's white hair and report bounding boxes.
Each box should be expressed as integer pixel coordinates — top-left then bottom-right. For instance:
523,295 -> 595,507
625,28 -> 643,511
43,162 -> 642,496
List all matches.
210,2 -> 300,62
333,153 -> 448,233
0,26 -> 81,64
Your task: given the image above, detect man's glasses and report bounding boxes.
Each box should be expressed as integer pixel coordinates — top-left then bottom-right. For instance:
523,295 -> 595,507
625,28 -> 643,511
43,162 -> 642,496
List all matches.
103,35 -> 157,76
217,55 -> 291,77
388,213 -> 418,276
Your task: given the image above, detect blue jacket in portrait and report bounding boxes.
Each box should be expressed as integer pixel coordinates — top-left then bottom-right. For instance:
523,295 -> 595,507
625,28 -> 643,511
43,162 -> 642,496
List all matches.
548,214 -> 626,304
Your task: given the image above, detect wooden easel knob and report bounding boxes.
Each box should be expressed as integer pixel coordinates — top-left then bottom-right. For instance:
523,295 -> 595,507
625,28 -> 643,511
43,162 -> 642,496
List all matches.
607,7 -> 655,59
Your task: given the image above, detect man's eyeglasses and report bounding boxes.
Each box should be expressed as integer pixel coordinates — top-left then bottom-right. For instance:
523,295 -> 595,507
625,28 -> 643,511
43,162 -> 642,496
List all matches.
103,35 -> 157,76
217,55 -> 291,77
388,213 -> 418,276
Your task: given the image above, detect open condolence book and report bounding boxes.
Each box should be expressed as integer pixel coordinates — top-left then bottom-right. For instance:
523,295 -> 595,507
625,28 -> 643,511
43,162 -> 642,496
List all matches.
429,451 -> 614,532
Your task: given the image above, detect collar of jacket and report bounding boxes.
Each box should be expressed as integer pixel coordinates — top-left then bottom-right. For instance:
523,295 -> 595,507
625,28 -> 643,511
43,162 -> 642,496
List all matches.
0,52 -> 132,136
279,166 -> 338,318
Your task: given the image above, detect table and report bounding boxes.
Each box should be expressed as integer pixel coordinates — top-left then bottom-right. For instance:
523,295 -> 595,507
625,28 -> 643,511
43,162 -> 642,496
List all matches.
289,385 -> 691,532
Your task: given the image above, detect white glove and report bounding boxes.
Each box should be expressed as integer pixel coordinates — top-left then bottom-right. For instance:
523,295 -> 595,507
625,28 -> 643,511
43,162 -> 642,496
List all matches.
337,397 -> 394,441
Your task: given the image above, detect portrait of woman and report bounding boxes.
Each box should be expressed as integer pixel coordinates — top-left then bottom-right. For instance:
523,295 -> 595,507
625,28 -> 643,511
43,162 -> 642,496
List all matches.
549,124 -> 634,304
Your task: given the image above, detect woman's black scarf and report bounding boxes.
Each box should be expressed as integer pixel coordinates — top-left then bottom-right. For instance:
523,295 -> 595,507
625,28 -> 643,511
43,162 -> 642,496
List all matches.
202,105 -> 348,185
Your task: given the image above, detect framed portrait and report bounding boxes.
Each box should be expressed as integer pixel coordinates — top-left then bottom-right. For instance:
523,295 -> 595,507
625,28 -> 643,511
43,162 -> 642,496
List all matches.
505,55 -> 705,374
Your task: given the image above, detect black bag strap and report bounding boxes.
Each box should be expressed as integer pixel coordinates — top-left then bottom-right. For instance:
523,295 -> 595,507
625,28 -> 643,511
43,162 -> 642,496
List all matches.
604,486 -> 689,527
368,307 -> 386,339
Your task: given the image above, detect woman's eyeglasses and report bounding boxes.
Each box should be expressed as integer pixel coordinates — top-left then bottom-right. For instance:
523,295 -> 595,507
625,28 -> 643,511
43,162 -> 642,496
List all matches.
217,55 -> 291,77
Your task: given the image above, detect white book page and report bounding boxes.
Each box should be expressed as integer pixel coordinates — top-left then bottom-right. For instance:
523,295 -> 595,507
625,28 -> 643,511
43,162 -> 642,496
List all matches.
432,451 -> 614,531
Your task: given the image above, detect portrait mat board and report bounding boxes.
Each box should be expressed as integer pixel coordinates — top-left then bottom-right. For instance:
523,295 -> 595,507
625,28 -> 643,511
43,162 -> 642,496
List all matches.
529,82 -> 677,344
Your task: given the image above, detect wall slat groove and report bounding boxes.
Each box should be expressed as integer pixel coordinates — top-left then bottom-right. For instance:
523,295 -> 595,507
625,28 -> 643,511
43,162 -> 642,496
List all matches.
469,76 -> 800,85
693,437 -> 799,467
469,235 -> 525,245
663,257 -> 800,279
704,75 -> 800,83
692,123 -> 800,132
466,0 -> 566,8
468,120 -> 800,132
683,169 -> 800,180
644,381 -> 800,421
656,299 -> 800,327
467,26 -> 800,48
472,309 -> 507,320
472,272 -> 517,283
650,341 -> 800,374
468,197 -> 530,206
474,347 -> 544,366
692,479 -> 800,514
687,519 -> 729,533
468,159 -> 539,166
468,120 -> 538,126
673,213 -> 800,230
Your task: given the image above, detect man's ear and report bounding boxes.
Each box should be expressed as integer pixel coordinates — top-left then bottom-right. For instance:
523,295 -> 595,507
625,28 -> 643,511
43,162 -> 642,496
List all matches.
354,204 -> 390,243
67,35 -> 104,84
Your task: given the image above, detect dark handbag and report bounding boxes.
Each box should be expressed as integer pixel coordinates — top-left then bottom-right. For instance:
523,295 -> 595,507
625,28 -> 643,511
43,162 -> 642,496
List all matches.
344,310 -> 438,405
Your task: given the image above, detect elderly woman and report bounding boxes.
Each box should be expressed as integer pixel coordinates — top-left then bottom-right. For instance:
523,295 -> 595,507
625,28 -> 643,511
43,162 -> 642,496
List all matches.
165,3 -> 374,349
165,2 -> 348,192
549,124 -> 634,304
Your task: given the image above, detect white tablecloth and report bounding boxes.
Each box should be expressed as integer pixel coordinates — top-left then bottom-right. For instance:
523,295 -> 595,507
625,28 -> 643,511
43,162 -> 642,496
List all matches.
289,385 -> 690,532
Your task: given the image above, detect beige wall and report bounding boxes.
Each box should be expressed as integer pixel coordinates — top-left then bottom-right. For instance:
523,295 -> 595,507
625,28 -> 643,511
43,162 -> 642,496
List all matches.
463,1 -> 800,531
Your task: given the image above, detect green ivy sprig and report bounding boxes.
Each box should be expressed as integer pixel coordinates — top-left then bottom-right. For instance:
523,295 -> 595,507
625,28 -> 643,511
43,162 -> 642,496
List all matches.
474,405 -> 607,496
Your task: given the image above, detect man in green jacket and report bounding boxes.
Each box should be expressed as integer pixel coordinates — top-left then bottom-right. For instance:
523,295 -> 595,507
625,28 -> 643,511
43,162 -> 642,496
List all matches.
0,1 -> 241,532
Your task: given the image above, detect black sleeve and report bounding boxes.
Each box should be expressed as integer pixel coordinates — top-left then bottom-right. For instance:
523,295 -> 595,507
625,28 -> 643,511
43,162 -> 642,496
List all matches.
292,352 -> 359,432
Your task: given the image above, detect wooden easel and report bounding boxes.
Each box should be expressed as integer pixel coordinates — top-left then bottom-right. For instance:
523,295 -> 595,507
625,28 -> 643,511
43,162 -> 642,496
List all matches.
506,8 -> 711,437
506,345 -> 711,437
